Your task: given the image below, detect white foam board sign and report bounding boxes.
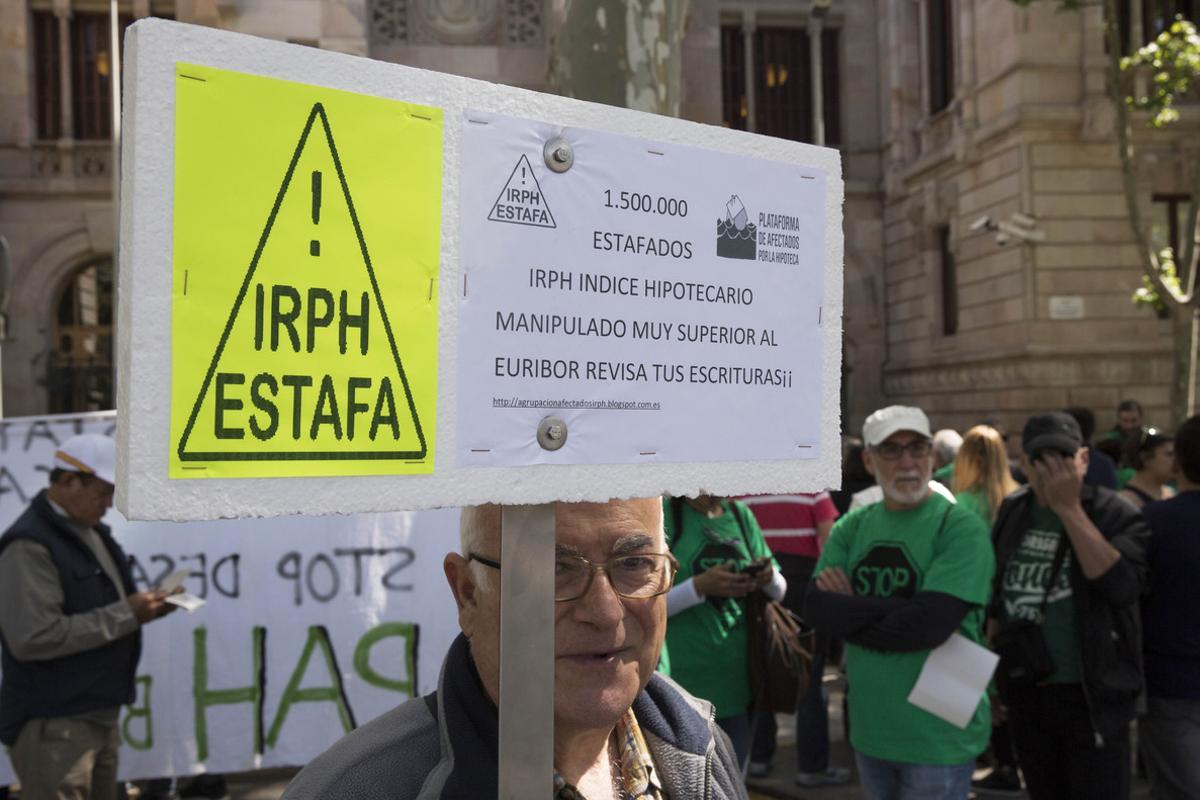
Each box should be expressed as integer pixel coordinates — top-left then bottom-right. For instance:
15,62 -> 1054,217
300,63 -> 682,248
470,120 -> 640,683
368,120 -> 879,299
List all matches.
117,18 -> 843,521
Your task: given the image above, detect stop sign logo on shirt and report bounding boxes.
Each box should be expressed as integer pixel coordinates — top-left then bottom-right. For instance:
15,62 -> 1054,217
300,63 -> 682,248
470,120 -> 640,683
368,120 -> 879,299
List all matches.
852,542 -> 922,599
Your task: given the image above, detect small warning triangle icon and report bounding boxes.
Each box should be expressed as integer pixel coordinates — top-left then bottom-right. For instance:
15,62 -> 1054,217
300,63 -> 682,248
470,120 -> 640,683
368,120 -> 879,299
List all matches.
176,103 -> 428,466
488,154 -> 556,229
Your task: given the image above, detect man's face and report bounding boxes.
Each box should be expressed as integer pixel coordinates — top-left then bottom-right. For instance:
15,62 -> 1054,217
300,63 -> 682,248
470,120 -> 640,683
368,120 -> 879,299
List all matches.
444,498 -> 666,738
1118,409 -> 1142,434
54,473 -> 114,528
862,431 -> 933,510
1022,448 -> 1088,497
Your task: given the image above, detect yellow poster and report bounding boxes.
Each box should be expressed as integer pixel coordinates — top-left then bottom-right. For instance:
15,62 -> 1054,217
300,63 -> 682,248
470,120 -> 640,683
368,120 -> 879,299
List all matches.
170,64 -> 441,478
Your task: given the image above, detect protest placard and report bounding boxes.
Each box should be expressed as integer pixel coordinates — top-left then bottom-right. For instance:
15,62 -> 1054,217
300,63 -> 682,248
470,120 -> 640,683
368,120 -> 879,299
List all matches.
118,18 -> 843,520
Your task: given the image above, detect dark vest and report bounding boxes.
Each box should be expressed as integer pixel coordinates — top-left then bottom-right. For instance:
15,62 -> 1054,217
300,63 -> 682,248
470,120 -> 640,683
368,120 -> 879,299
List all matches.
0,490 -> 141,745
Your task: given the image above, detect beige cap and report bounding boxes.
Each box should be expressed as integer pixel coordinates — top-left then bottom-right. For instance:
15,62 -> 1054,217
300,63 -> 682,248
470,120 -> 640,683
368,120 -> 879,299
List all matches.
863,406 -> 932,447
54,433 -> 116,485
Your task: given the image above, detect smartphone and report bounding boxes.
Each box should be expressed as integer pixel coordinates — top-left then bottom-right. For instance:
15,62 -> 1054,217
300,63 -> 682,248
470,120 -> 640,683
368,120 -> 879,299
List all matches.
740,557 -> 770,577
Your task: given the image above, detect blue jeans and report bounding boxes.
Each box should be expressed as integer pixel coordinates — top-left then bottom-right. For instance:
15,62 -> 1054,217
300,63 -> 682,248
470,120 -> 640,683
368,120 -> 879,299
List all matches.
717,713 -> 753,772
751,633 -> 832,770
1140,697 -> 1200,800
750,554 -> 834,772
854,752 -> 974,800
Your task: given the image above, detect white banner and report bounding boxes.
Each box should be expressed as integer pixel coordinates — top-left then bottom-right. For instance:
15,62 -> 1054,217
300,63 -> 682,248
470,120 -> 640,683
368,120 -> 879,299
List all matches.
0,412 -> 461,783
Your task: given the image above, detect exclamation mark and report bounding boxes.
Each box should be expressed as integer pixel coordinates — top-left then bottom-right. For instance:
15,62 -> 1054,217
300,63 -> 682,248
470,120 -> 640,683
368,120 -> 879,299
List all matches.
521,165 -> 526,185
310,170 -> 322,257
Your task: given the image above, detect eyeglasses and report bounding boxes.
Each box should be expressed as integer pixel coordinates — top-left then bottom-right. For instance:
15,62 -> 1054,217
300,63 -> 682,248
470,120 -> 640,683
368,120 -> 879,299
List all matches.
468,551 -> 679,602
872,440 -> 933,461
76,473 -> 114,498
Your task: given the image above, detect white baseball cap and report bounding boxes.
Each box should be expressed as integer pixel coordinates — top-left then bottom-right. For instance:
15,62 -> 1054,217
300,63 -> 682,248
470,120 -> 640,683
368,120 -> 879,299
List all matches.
54,434 -> 116,485
863,406 -> 932,447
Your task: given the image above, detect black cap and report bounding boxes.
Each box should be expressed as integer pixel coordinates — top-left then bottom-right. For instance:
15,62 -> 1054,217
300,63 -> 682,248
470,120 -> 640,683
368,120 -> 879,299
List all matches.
1023,413 -> 1083,457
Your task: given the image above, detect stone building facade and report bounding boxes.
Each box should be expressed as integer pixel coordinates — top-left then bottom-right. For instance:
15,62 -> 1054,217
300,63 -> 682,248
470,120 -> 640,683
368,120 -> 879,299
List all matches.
873,0 -> 1197,442
0,0 -> 1193,440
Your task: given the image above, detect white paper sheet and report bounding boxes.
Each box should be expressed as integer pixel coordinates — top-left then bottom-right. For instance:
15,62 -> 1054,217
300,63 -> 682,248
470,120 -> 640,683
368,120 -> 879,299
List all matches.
907,633 -> 999,729
457,110 -> 829,467
164,592 -> 206,612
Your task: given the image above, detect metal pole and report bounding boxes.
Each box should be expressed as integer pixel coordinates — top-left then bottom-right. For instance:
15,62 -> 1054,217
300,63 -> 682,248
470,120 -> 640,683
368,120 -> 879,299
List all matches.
499,504 -> 555,798
110,0 -> 121,244
741,11 -> 756,133
0,235 -> 8,418
809,15 -> 825,147
110,0 -> 121,406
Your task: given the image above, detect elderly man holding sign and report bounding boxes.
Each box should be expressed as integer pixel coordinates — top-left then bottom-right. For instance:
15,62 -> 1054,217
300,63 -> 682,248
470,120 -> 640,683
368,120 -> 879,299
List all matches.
284,499 -> 746,799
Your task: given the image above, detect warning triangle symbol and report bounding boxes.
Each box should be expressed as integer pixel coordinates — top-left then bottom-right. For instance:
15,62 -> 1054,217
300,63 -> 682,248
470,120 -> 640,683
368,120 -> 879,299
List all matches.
487,154 -> 556,229
176,103 -> 428,465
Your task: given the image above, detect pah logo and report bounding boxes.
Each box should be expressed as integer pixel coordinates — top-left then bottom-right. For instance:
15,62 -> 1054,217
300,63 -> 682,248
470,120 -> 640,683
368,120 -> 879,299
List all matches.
715,194 -> 757,260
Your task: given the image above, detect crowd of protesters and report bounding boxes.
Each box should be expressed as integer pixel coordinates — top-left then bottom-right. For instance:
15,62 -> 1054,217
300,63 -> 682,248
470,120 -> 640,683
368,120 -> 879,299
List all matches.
2,398 -> 1196,800
672,399 -> 1195,800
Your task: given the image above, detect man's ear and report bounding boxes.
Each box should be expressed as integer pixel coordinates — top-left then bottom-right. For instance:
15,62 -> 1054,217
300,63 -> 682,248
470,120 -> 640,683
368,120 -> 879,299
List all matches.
444,554 -> 479,635
862,448 -> 877,478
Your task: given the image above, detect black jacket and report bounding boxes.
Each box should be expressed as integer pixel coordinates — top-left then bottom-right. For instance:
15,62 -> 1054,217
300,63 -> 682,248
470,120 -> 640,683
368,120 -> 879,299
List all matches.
990,485 -> 1149,743
0,490 -> 141,745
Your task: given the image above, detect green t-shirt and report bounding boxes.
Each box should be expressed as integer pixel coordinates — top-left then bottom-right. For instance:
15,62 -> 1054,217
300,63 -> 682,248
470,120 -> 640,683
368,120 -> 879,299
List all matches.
955,488 -> 991,527
999,505 -> 1080,684
1116,467 -> 1135,489
663,498 -> 776,718
934,461 -> 955,485
816,493 -> 994,765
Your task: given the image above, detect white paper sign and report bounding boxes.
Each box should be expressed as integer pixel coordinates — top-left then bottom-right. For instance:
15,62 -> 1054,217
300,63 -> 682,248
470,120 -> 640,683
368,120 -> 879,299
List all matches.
906,633 -> 999,729
457,111 -> 827,467
0,412 -> 461,784
120,20 -> 843,520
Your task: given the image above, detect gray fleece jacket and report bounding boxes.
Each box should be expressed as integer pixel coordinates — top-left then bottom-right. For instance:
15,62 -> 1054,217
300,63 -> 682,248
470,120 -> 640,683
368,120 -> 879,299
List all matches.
283,633 -> 746,799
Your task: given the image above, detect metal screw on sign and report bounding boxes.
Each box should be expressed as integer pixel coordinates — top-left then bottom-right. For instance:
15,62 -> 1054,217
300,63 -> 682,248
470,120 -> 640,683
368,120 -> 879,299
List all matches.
537,416 -> 568,450
543,138 -> 573,173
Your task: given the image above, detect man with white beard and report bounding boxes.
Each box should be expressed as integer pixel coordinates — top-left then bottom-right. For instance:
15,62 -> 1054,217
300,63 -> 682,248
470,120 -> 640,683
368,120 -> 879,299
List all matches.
804,406 -> 995,800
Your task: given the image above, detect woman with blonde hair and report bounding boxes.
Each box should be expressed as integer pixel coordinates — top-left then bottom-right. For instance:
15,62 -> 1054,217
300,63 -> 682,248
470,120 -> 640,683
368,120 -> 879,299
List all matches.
954,424 -> 1024,797
952,424 -> 1020,524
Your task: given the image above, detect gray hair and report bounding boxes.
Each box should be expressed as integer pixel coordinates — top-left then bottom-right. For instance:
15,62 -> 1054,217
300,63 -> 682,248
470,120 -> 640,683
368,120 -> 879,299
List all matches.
460,504 -> 500,590
932,429 -> 964,464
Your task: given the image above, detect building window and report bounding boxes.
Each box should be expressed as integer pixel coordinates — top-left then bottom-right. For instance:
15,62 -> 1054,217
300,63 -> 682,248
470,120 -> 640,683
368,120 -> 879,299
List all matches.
719,23 -> 842,146
1151,194 -> 1194,259
32,10 -> 62,139
754,27 -> 813,143
927,0 -> 955,115
1117,1 -> 1198,51
49,260 -> 114,413
939,227 -> 958,336
29,6 -> 150,141
720,25 -> 748,132
70,12 -> 132,140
